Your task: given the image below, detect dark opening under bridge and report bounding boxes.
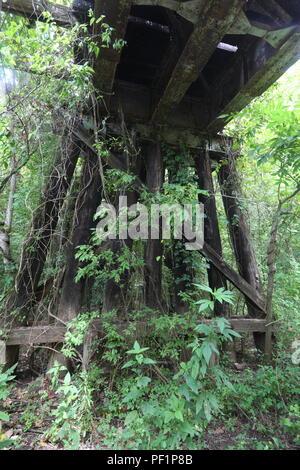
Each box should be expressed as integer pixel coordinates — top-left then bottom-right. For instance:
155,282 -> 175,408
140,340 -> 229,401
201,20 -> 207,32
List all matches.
1,0 -> 299,366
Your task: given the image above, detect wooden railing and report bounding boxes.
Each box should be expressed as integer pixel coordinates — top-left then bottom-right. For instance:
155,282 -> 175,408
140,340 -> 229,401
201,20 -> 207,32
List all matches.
0,318 -> 276,366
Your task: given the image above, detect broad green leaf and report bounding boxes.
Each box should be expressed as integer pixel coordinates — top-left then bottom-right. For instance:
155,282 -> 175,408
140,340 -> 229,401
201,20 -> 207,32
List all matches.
185,375 -> 199,394
0,411 -> 10,422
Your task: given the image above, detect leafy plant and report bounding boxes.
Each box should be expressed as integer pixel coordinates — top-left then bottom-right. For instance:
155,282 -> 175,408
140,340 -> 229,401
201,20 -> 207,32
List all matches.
280,404 -> 300,446
194,284 -> 234,314
0,365 -> 16,449
103,316 -> 239,450
45,363 -> 95,449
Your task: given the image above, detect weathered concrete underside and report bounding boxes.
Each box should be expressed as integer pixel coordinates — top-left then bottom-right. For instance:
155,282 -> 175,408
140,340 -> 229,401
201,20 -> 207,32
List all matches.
2,0 -> 300,147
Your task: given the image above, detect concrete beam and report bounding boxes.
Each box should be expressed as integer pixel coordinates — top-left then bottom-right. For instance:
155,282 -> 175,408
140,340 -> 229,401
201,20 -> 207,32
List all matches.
93,0 -> 132,96
151,0 -> 244,123
1,0 -> 76,27
133,0 -> 205,24
229,10 -> 296,48
207,28 -> 300,133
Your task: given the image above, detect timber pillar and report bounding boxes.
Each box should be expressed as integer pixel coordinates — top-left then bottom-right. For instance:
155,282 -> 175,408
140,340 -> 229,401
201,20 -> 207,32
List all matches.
143,142 -> 164,311
195,149 -> 229,316
218,152 -> 266,350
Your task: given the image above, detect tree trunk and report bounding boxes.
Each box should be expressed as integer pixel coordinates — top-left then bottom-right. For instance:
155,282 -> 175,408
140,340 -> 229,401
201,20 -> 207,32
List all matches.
0,157 -> 17,266
264,184 -> 300,361
195,150 -> 229,316
264,209 -> 281,362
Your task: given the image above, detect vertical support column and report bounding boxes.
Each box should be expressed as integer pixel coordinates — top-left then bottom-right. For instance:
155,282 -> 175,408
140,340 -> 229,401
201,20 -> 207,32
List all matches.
144,142 -> 164,311
172,240 -> 192,314
57,152 -> 102,322
48,151 -> 102,369
218,153 -> 266,350
0,340 -> 7,366
101,239 -> 132,314
166,159 -> 193,314
195,149 -> 229,316
82,324 -> 98,371
4,134 -> 80,370
101,148 -> 140,316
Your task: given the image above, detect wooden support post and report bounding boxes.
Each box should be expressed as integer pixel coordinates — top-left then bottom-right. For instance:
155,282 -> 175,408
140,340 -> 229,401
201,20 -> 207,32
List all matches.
143,142 -> 164,310
3,134 -> 79,369
264,207 -> 282,363
55,152 -> 102,324
172,240 -> 192,314
195,150 -> 229,316
101,238 -> 133,314
218,154 -> 266,350
200,243 -> 265,313
0,341 -> 6,366
209,340 -> 219,367
101,148 -> 141,315
4,345 -> 19,371
48,151 -> 102,370
6,134 -> 79,318
82,327 -> 98,371
166,161 -> 193,314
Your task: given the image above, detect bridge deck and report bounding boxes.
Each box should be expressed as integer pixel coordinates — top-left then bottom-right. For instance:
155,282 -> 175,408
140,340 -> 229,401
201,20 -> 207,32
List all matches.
2,0 -> 300,145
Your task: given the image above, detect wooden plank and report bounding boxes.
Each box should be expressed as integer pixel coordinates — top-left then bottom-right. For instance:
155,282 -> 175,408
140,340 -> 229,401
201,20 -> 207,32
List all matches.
82,329 -> 98,371
93,0 -> 132,95
5,318 -> 274,346
227,319 -> 269,332
200,242 -> 266,313
126,318 -> 271,333
6,325 -> 66,345
229,10 -> 295,49
151,0 -> 244,123
1,0 -> 76,27
0,340 -> 6,365
134,2 -> 294,47
207,29 -> 300,133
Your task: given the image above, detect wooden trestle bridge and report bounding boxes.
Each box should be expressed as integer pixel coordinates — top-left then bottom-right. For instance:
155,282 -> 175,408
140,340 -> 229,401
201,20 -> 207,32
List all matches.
0,0 -> 299,366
